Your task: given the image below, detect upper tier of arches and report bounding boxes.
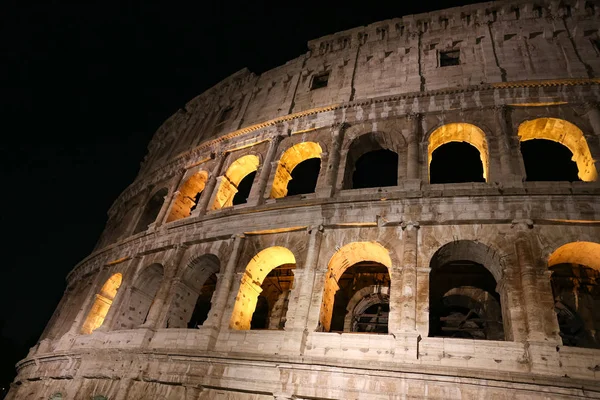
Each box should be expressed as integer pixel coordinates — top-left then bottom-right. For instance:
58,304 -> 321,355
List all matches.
96,112 -> 599,251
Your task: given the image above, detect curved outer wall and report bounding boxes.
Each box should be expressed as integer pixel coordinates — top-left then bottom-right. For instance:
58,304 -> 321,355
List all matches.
8,0 -> 600,399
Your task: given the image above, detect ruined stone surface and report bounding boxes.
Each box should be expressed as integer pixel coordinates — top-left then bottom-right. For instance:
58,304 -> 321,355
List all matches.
8,1 -> 600,399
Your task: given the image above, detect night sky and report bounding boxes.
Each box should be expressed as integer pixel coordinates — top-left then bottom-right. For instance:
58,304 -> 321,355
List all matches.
0,0 -> 486,391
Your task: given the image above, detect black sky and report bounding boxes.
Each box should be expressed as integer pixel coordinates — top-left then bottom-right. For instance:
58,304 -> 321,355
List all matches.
0,0 -> 486,389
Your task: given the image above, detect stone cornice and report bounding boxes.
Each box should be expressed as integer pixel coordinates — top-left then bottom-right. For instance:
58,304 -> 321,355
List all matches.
68,188 -> 600,285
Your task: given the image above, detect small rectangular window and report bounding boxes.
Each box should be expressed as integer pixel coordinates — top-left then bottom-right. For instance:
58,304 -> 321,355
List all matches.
311,72 -> 330,90
440,50 -> 460,67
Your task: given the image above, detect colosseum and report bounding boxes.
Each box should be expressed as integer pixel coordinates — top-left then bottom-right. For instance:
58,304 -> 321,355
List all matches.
8,0 -> 600,399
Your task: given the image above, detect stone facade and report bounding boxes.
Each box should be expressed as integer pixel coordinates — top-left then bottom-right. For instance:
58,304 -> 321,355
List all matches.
8,1 -> 600,399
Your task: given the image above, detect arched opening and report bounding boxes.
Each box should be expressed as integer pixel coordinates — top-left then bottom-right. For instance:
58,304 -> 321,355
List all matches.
352,150 -> 398,189
521,139 -> 580,181
212,155 -> 259,210
428,241 -> 504,341
270,142 -> 323,198
343,133 -> 399,189
166,171 -> 208,222
115,263 -> 164,329
518,118 -> 597,182
320,242 -> 393,333
232,171 -> 256,205
230,246 -> 296,330
427,123 -> 489,183
81,273 -> 122,334
338,275 -> 390,333
548,241 -> 600,349
133,188 -> 168,234
430,142 -> 486,183
166,254 -> 220,329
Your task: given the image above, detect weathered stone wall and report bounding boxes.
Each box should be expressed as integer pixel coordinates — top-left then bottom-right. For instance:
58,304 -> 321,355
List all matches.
8,0 -> 600,399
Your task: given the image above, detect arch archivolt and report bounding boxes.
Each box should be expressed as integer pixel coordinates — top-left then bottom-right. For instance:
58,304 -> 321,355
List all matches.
426,122 -> 490,182
535,225 -> 600,266
166,168 -> 209,222
270,141 -> 324,198
338,120 -> 408,189
212,153 -> 261,210
547,241 -> 600,272
229,246 -> 297,330
318,240 -> 395,332
517,117 -> 598,181
418,225 -> 512,279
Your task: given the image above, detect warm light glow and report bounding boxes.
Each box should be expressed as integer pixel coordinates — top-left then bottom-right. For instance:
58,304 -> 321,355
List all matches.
517,118 -> 598,181
81,273 -> 122,334
270,142 -> 323,198
212,155 -> 260,210
166,171 -> 208,222
508,102 -> 568,107
548,241 -> 600,272
230,246 -> 296,330
319,241 -> 392,331
428,123 -> 489,182
244,226 -> 307,235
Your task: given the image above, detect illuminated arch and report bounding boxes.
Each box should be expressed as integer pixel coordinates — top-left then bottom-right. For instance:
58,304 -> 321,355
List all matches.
212,155 -> 260,210
548,241 -> 600,271
319,241 -> 392,332
518,118 -> 598,181
166,171 -> 208,222
270,142 -> 323,198
230,246 -> 296,330
427,123 -> 489,182
81,273 -> 122,334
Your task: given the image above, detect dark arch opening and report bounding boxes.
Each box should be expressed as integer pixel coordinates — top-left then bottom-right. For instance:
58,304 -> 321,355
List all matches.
351,149 -> 398,189
250,295 -> 270,329
550,263 -> 600,349
232,171 -> 257,205
187,272 -> 218,328
286,158 -> 321,196
356,303 -> 390,333
429,260 -> 504,340
330,262 -> 391,333
521,139 -> 580,182
430,142 -> 485,184
133,188 -> 168,234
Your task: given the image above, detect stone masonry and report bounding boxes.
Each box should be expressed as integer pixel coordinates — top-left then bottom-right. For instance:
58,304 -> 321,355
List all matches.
7,0 -> 600,398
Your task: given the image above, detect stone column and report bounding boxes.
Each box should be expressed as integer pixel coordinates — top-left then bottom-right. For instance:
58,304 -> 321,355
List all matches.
285,225 -> 324,332
318,123 -> 347,197
584,103 -> 600,177
511,219 -> 557,342
147,189 -> 173,231
586,103 -> 600,136
406,114 -> 421,181
398,222 -> 419,332
156,277 -> 184,328
158,168 -> 187,226
203,234 -> 246,329
195,152 -> 227,216
248,134 -> 283,206
141,244 -> 188,329
494,105 -> 519,181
